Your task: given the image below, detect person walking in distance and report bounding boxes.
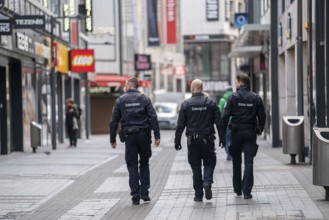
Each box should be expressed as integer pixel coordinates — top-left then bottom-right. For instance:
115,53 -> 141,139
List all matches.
110,77 -> 160,205
65,98 -> 79,147
218,86 -> 233,161
174,79 -> 226,202
222,73 -> 266,199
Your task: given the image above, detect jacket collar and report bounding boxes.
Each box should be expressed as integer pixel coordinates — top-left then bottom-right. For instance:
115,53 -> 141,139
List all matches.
192,92 -> 205,97
237,85 -> 250,91
126,89 -> 139,93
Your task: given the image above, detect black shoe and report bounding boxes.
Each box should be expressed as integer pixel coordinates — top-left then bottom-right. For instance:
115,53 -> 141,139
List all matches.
193,197 -> 203,202
141,196 -> 151,202
132,196 -> 140,205
203,183 -> 212,200
244,194 -> 253,199
234,190 -> 242,196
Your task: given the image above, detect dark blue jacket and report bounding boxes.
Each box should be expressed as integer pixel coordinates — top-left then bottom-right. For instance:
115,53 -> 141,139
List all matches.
110,89 -> 160,143
222,85 -> 266,133
174,92 -> 225,145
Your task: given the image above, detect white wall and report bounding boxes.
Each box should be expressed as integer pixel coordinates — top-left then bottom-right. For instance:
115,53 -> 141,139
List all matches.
181,0 -> 235,36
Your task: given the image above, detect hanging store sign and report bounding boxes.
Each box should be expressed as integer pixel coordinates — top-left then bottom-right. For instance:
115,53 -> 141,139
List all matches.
63,4 -> 69,32
206,0 -> 219,21
85,0 -> 93,32
0,20 -> 12,35
13,15 -> 45,30
134,54 -> 152,71
70,49 -> 95,72
35,42 -> 50,64
69,0 -> 76,15
175,65 -> 186,75
147,0 -> 160,46
15,32 -> 35,54
166,0 -> 176,44
55,41 -> 69,74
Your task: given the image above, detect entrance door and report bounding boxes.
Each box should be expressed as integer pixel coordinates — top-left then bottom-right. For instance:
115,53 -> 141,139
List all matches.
0,66 -> 7,154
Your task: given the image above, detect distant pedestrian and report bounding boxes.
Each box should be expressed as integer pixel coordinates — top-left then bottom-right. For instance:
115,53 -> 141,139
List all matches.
222,73 -> 266,199
110,77 -> 160,205
65,98 -> 79,147
174,79 -> 225,202
218,86 -> 233,160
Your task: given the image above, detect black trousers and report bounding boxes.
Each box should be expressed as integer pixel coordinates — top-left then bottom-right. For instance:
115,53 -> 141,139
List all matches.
187,137 -> 216,199
67,126 -> 77,146
230,129 -> 257,195
125,130 -> 152,198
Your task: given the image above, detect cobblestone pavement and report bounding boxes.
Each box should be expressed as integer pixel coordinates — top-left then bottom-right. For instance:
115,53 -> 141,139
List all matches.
0,130 -> 327,220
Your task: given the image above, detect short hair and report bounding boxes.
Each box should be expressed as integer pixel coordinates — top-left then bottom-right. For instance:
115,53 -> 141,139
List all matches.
191,79 -> 203,92
236,73 -> 250,86
127,77 -> 138,89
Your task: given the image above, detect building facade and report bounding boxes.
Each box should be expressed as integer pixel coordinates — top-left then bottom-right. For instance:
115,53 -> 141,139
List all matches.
0,0 -> 89,154
181,0 -> 243,101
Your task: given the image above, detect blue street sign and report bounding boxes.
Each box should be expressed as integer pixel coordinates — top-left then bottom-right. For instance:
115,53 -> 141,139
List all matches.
234,13 -> 248,29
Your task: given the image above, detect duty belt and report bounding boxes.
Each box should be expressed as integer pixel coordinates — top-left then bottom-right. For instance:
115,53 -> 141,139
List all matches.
124,127 -> 149,134
231,123 -> 255,130
192,133 -> 212,139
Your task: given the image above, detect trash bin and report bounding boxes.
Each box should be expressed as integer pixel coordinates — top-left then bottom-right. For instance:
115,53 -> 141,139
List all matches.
30,121 -> 42,153
282,116 -> 305,164
313,127 -> 329,201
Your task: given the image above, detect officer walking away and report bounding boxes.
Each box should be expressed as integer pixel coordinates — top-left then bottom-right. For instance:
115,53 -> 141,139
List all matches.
110,77 -> 161,205
222,73 -> 266,199
218,86 -> 233,160
174,79 -> 225,202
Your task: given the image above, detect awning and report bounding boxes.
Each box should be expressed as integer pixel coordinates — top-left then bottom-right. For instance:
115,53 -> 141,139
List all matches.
90,74 -> 151,88
229,46 -> 263,58
230,24 -> 270,58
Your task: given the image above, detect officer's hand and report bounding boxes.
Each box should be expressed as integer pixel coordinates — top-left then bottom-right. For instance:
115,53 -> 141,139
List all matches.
155,139 -> 160,147
219,141 -> 226,148
175,144 -> 182,151
256,127 -> 262,136
111,142 -> 117,149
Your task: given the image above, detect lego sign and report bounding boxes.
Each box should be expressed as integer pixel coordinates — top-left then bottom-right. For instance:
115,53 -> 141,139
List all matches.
70,49 -> 95,72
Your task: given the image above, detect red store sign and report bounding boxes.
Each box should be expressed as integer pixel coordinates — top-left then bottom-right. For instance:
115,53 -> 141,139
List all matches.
166,0 -> 176,44
70,49 -> 95,72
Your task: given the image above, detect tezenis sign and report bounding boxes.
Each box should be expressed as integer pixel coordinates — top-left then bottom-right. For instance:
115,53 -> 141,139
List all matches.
70,49 -> 95,72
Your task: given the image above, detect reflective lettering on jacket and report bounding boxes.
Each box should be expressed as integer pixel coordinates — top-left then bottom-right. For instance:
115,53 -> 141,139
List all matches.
191,106 -> 207,111
237,102 -> 254,107
125,103 -> 141,108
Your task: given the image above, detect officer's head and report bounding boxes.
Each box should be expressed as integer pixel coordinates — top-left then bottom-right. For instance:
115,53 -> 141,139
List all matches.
191,79 -> 203,94
236,73 -> 250,88
125,77 -> 139,91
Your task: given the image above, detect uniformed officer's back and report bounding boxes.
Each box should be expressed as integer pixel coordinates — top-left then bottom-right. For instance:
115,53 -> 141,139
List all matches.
180,93 -> 220,135
110,77 -> 160,205
175,79 -> 225,202
115,90 -> 154,129
222,73 -> 266,200
228,88 -> 265,127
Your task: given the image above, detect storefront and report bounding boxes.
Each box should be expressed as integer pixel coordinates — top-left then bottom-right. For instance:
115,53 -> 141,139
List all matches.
183,34 -> 235,101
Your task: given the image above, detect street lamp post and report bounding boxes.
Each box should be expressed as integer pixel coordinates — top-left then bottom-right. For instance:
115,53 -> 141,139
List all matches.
50,16 -> 57,150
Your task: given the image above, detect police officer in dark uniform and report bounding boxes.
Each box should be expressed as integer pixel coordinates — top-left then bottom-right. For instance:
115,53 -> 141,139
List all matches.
222,73 -> 266,199
174,79 -> 225,202
110,77 -> 160,205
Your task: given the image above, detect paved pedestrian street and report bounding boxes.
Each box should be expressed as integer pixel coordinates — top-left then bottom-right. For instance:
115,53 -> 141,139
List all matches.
0,130 -> 328,220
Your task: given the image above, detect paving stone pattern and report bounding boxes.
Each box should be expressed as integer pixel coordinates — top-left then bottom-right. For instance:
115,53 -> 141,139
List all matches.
0,131 -> 327,220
